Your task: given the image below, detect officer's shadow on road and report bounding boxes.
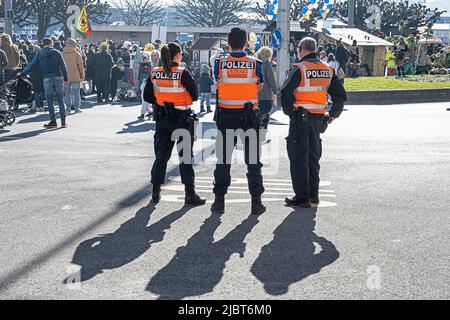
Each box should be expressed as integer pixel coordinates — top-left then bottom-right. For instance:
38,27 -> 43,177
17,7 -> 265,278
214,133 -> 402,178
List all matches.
146,213 -> 260,300
116,119 -> 156,134
250,208 -> 340,296
64,203 -> 193,283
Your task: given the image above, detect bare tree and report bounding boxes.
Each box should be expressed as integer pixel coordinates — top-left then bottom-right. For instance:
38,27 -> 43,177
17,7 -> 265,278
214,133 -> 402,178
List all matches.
334,0 -> 446,34
118,0 -> 165,26
175,0 -> 253,27
6,0 -> 111,40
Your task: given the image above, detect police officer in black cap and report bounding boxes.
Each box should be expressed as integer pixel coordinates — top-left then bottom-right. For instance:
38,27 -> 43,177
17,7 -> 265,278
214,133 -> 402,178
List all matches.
281,37 -> 347,208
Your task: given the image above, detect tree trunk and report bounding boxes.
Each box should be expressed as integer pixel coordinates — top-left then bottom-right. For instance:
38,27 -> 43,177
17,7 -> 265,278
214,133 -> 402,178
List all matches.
37,15 -> 50,40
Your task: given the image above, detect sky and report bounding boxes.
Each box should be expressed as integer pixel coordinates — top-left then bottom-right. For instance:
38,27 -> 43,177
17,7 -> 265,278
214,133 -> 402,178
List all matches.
110,0 -> 450,15
426,0 -> 450,12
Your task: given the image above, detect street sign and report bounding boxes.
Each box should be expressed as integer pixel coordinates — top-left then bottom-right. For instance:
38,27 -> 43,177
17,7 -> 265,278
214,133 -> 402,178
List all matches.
271,28 -> 283,50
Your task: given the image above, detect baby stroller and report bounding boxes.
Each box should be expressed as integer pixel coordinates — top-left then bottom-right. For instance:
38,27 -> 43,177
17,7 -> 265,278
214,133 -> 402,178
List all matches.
117,80 -> 138,101
0,81 -> 18,128
2,76 -> 34,110
0,99 -> 15,128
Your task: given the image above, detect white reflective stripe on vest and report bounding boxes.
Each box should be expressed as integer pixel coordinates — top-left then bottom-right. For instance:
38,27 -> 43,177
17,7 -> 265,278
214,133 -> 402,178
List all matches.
294,103 -> 327,109
295,86 -> 329,92
174,105 -> 190,111
154,87 -> 187,93
218,98 -> 258,105
220,77 -> 258,84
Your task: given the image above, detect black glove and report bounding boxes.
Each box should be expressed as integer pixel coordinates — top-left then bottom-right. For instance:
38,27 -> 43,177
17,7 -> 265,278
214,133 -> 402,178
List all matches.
321,115 -> 330,133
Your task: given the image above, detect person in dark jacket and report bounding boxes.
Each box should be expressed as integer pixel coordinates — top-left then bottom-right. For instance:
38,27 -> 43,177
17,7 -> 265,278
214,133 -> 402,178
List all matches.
335,40 -> 351,73
53,41 -> 63,53
95,42 -> 114,103
86,44 -> 97,93
19,38 -> 68,128
110,58 -> 125,101
117,45 -> 131,83
0,48 -> 8,85
27,45 -> 45,114
108,40 -> 117,62
198,64 -> 214,113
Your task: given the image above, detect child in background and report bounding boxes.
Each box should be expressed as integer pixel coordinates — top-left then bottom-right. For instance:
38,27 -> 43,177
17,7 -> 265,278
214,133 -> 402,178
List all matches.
198,64 -> 214,113
110,58 -> 125,101
138,77 -> 152,120
138,55 -> 152,90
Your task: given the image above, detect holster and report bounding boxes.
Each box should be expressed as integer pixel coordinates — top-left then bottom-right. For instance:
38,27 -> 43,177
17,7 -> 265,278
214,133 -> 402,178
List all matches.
243,102 -> 261,129
214,90 -> 220,122
153,105 -> 166,121
291,108 -> 308,123
186,110 -> 199,141
321,115 -> 330,133
164,102 -> 177,122
213,106 -> 220,123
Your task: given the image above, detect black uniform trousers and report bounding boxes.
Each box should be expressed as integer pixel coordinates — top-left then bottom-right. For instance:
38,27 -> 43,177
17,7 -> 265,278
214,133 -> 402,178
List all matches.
151,111 -> 195,186
286,112 -> 323,202
213,109 -> 265,197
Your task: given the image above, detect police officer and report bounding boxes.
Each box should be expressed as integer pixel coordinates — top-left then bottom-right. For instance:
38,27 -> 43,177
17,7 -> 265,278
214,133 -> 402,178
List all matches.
211,27 -> 266,215
281,37 -> 347,208
143,42 -> 205,206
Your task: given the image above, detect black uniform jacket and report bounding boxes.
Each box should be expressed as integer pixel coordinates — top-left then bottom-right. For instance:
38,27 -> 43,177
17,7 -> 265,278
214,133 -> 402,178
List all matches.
280,53 -> 347,118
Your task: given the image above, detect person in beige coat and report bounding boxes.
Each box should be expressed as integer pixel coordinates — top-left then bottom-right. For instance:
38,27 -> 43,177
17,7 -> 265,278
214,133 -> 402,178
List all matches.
0,34 -> 20,80
63,38 -> 85,113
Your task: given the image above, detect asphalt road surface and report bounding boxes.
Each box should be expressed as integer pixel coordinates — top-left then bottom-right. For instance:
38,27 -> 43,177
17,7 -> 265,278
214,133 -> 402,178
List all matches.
0,97 -> 449,299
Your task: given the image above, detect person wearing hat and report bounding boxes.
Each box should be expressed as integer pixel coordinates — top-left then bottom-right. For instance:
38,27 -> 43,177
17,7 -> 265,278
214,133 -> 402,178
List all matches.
95,42 -> 114,103
110,58 -> 125,101
403,56 -> 414,75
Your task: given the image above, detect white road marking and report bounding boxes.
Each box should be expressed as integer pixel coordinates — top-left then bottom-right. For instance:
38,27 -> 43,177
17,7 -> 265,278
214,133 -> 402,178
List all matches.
62,205 -> 73,210
427,153 -> 450,156
162,176 -> 338,207
160,194 -> 338,207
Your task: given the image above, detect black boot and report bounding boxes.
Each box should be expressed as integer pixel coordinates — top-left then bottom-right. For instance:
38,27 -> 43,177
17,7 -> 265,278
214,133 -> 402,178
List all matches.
152,185 -> 161,204
211,195 -> 225,214
251,196 -> 266,215
285,197 -> 311,208
44,121 -> 57,128
185,184 -> 206,206
61,117 -> 66,128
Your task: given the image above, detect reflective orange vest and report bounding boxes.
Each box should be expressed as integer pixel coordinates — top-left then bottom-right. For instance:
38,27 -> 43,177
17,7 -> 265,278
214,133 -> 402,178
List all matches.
150,66 -> 193,110
293,59 -> 333,115
217,54 -> 259,109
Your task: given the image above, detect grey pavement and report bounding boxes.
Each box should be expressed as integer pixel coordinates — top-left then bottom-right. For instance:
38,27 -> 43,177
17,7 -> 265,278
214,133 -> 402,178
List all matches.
0,97 -> 449,299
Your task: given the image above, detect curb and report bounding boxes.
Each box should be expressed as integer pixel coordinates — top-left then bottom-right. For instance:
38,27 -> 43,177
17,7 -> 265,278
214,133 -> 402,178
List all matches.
346,88 -> 450,105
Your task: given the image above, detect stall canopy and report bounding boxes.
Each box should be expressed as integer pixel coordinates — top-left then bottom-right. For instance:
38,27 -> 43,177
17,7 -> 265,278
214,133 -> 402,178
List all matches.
311,27 -> 394,47
418,33 -> 443,44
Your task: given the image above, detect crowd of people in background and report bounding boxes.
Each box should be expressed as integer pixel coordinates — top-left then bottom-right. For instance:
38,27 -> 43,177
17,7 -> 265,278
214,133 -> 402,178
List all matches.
0,33 -> 279,129
2,31 -> 450,124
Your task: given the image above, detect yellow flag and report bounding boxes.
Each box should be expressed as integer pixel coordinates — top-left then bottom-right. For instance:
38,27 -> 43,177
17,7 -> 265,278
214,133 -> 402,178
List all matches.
76,5 -> 92,38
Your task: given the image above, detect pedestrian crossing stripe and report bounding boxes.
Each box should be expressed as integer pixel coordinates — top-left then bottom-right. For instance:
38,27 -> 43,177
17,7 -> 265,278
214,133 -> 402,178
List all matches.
161,177 -> 337,207
160,194 -> 337,207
